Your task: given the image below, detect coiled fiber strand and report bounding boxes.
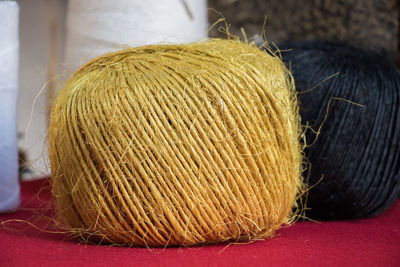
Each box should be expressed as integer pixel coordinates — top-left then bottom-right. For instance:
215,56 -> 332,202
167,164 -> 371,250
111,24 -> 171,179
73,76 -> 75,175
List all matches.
48,39 -> 303,247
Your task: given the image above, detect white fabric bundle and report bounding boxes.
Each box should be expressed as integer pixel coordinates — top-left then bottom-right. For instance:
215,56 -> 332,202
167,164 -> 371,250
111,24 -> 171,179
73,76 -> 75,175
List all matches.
0,0 -> 20,213
64,0 -> 208,74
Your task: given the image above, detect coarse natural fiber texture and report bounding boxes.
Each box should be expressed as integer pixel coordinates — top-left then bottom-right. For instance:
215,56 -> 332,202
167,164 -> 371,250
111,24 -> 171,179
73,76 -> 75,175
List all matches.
48,39 -> 303,247
279,41 -> 400,220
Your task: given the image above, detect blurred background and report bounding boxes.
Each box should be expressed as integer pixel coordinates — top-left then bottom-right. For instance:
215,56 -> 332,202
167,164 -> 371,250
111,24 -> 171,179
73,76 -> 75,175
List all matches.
14,0 -> 399,179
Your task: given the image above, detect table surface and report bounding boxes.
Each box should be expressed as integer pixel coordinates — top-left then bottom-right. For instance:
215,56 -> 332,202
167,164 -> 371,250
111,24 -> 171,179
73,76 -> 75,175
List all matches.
1,178 -> 399,267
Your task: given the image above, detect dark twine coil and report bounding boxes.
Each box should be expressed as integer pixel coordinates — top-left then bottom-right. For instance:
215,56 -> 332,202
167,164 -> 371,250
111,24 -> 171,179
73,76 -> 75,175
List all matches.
278,42 -> 400,220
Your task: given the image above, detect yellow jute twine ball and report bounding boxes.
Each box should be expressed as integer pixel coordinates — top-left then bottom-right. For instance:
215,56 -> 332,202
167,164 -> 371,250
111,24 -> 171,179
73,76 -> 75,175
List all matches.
48,39 -> 303,247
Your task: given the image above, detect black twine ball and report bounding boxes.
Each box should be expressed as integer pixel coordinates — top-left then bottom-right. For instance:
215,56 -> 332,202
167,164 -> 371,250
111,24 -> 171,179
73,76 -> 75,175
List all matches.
279,42 -> 400,220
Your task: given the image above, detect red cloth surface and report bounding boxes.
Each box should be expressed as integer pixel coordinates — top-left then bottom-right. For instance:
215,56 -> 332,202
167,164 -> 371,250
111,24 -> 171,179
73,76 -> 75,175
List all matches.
0,178 -> 399,267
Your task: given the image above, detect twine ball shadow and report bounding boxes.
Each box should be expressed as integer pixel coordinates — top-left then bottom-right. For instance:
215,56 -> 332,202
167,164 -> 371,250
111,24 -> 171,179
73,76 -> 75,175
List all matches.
280,42 -> 400,220
48,39 -> 303,247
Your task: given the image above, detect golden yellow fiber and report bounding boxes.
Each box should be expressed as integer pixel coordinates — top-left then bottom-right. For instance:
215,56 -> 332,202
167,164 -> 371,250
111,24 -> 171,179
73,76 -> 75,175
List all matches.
48,39 -> 302,247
